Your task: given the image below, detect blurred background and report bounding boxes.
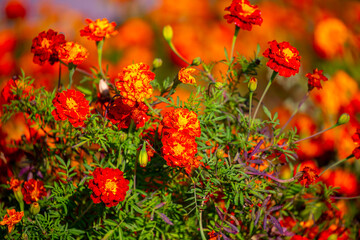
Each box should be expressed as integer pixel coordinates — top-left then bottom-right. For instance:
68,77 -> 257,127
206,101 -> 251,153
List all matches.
1,0 -> 360,207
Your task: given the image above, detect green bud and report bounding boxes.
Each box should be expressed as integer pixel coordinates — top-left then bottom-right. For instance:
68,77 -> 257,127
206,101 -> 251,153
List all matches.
191,57 -> 202,66
248,77 -> 258,92
119,132 -> 127,143
216,149 -> 225,159
14,188 -> 23,204
163,25 -> 173,42
152,58 -> 163,69
214,82 -> 224,89
138,142 -> 149,168
30,202 -> 40,215
337,113 -> 350,125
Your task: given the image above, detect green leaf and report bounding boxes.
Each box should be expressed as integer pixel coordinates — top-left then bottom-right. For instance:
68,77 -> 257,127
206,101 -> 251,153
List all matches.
262,105 -> 272,119
76,86 -> 92,95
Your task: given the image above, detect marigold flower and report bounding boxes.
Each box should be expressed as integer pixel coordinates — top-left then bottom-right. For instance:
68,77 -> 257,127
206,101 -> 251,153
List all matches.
5,0 -> 26,19
0,209 -> 24,233
8,178 -> 23,192
31,29 -> 66,65
52,89 -> 90,127
224,0 -> 263,31
58,42 -> 88,65
107,97 -> 149,129
88,167 -> 129,207
306,68 -> 328,91
352,128 -> 360,159
21,179 -> 47,204
298,167 -> 319,188
162,108 -> 201,138
80,18 -> 117,41
178,67 -> 196,84
1,78 -> 34,109
115,63 -> 155,102
263,40 -> 301,77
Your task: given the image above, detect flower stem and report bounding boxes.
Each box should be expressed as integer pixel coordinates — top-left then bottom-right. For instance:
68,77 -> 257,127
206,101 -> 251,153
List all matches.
96,39 -> 105,79
248,91 -> 253,129
319,155 -> 354,176
57,62 -> 62,91
168,42 -> 191,65
68,64 -> 76,89
230,25 -> 240,61
294,124 -> 338,145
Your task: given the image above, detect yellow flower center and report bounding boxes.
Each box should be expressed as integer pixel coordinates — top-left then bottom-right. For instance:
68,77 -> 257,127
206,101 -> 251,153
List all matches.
178,114 -> 189,128
41,38 -> 51,48
66,98 -> 78,110
173,143 -> 185,156
240,2 -> 256,16
105,179 -> 118,194
282,48 -> 295,62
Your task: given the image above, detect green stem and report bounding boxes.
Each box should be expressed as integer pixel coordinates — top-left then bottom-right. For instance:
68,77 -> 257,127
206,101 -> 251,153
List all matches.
248,91 -> 253,129
168,42 -> 191,65
319,155 -> 354,176
96,39 -> 105,79
230,25 -> 240,61
68,64 -> 76,89
294,124 -> 338,145
251,71 -> 278,126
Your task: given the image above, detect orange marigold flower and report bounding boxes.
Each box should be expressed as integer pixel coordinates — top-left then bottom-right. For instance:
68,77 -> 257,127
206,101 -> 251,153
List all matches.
1,77 -> 34,105
8,178 -> 23,192
80,18 -> 117,42
208,230 -> 218,240
31,29 -> 66,65
162,131 -> 200,174
178,67 -> 196,84
0,209 -> 24,233
162,108 -> 201,138
52,89 -> 90,127
107,97 -> 149,129
21,179 -> 47,204
58,42 -> 88,65
352,128 -> 360,159
115,63 -> 155,102
298,167 -> 319,188
263,40 -> 301,77
224,0 -> 263,31
88,167 -> 129,207
306,68 -> 328,91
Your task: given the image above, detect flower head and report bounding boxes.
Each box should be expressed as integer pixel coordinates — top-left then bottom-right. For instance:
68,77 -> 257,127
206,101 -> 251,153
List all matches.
306,68 -> 328,91
352,128 -> 360,159
162,108 -> 201,138
8,178 -> 23,192
21,179 -> 47,204
31,29 -> 66,65
58,42 -> 88,65
88,167 -> 129,207
298,167 -> 319,188
224,0 -> 263,31
115,63 -> 155,102
263,40 -> 301,77
52,89 -> 90,127
1,78 -> 34,105
0,209 -> 24,233
178,67 -> 196,84
80,18 -> 117,41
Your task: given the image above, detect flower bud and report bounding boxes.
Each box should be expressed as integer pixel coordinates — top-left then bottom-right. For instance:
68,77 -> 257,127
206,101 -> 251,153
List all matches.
337,113 -> 350,125
119,132 -> 127,143
30,202 -> 40,215
216,149 -> 225,159
191,57 -> 202,66
14,188 -> 23,204
214,82 -> 224,89
248,77 -> 257,92
152,58 -> 163,69
99,79 -> 109,97
138,142 -> 149,168
163,25 -> 173,42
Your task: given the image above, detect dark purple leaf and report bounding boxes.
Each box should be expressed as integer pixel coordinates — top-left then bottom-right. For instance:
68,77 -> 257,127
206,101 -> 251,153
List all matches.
248,140 -> 264,159
255,210 -> 261,226
247,159 -> 263,164
215,207 -> 224,220
220,232 -> 232,240
245,198 -> 252,205
158,213 -> 173,225
269,205 -> 283,213
244,150 -> 248,161
269,215 -> 283,235
262,194 -> 271,208
19,166 -> 31,177
222,226 -> 238,235
263,213 -> 268,230
154,202 -> 165,209
226,221 -> 239,233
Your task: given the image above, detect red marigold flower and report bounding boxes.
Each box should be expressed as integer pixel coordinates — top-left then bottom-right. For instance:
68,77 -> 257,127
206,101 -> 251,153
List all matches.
52,89 -> 90,127
31,29 -> 66,65
306,68 -> 328,91
107,97 -> 149,129
0,77 -> 34,105
298,167 -> 319,188
263,40 -> 301,77
58,42 -> 88,65
115,63 -> 155,102
162,108 -> 201,138
87,167 -> 129,207
178,67 -> 196,84
21,179 -> 47,204
5,0 -> 26,19
224,0 -> 263,31
162,131 -> 200,174
8,178 -> 23,192
80,18 -> 118,42
0,209 -> 24,233
290,236 -> 309,240
352,128 -> 360,159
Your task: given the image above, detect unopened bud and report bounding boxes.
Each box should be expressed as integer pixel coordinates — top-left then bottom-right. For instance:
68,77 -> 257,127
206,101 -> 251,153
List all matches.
248,77 -> 257,92
163,25 -> 173,42
30,202 -> 40,215
14,188 -> 23,204
119,132 -> 127,143
99,79 -> 109,97
152,58 -> 163,69
337,113 -> 350,125
214,82 -> 224,89
216,149 -> 225,159
191,57 -> 202,66
138,142 -> 149,168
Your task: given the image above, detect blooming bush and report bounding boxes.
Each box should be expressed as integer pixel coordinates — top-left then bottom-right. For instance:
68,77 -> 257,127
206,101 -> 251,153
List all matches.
1,0 -> 360,239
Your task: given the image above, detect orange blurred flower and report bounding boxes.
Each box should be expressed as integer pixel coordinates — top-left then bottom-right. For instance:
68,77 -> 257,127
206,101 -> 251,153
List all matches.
306,68 -> 328,91
52,89 -> 90,127
80,18 -> 117,42
7,178 -> 23,192
87,167 -> 129,207
115,63 -> 155,102
162,108 -> 201,138
31,29 -> 66,65
0,209 -> 24,233
178,67 -> 196,84
224,0 -> 263,31
298,167 -> 319,188
351,128 -> 360,159
58,42 -> 88,65
263,40 -> 301,77
321,169 -> 358,196
22,179 -> 47,204
0,77 -> 34,106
